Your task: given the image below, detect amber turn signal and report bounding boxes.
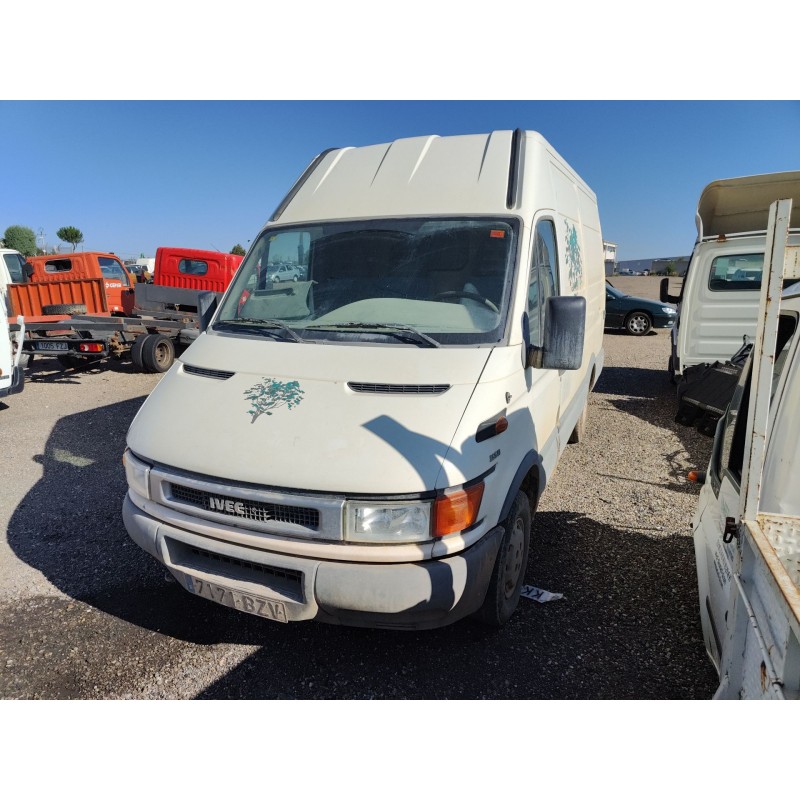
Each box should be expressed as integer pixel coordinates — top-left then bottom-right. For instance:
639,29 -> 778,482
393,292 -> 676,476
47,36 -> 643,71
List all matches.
433,483 -> 484,537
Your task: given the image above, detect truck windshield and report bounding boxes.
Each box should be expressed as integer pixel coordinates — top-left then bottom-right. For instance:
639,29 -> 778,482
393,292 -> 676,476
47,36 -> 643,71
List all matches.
215,217 -> 519,345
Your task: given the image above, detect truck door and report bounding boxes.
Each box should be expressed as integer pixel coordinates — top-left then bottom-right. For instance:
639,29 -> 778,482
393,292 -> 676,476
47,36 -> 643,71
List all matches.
526,218 -> 561,457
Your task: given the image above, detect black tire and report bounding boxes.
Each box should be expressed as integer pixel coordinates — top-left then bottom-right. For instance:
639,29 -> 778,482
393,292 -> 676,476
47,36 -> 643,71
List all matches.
475,491 -> 531,627
42,303 -> 87,316
140,334 -> 175,373
130,335 -> 148,371
568,398 -> 588,444
625,311 -> 652,336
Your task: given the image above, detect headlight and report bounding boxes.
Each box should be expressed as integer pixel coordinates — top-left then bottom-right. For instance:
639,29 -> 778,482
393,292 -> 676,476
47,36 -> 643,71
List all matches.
345,501 -> 432,543
661,307 -> 676,314
123,449 -> 151,500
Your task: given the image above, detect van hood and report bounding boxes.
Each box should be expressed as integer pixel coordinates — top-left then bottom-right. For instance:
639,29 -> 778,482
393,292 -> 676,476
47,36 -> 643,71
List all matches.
127,332 -> 494,494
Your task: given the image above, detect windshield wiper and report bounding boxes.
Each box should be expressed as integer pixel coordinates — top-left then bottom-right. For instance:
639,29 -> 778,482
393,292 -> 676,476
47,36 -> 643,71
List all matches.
214,318 -> 305,343
305,322 -> 440,348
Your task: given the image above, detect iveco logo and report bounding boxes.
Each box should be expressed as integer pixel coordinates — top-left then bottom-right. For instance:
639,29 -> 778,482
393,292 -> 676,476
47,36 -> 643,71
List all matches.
210,497 -> 246,514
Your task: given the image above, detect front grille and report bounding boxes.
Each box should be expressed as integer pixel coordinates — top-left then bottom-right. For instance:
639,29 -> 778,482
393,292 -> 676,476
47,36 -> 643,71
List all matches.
170,483 -> 320,529
348,382 -> 450,394
183,364 -> 235,380
188,546 -> 302,587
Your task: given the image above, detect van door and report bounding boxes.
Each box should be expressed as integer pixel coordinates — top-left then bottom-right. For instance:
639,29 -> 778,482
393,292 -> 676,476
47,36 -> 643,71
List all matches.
98,256 -> 132,314
526,218 -> 562,462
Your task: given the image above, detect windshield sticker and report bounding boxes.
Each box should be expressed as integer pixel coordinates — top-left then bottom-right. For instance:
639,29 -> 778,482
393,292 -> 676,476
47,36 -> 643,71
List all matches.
244,378 -> 305,424
565,221 -> 583,292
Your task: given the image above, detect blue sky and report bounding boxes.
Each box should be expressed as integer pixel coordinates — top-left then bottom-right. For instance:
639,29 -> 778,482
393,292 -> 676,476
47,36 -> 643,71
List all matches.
1,100 -> 797,262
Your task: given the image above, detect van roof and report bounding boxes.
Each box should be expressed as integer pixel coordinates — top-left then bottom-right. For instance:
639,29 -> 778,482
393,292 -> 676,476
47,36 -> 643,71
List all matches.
271,130 -> 595,224
697,171 -> 800,239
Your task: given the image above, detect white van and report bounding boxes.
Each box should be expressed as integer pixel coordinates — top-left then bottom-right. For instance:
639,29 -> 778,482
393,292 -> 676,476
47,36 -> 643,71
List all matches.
122,130 -> 605,629
691,198 -> 800,698
663,171 -> 800,383
0,248 -> 27,399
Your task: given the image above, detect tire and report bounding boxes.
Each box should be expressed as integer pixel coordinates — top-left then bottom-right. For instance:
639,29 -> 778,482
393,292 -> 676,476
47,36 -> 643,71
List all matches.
140,334 -> 175,373
130,335 -> 148,371
475,491 -> 531,627
625,311 -> 652,336
41,303 -> 87,316
568,397 -> 588,444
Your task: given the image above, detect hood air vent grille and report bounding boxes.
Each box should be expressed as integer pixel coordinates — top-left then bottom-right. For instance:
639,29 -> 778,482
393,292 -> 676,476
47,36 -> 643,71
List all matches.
348,382 -> 450,395
183,364 -> 235,380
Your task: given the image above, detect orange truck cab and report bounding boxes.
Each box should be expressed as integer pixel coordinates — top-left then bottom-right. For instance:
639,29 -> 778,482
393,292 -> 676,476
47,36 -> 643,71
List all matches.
26,252 -> 135,316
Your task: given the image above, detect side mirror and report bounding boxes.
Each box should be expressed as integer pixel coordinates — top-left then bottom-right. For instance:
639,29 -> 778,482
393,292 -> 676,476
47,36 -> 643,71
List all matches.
23,262 -> 34,281
198,291 -> 218,333
527,295 -> 586,371
660,277 -> 681,304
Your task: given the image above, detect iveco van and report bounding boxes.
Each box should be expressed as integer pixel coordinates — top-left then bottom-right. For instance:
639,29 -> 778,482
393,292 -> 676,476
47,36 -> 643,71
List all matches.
123,130 -> 606,629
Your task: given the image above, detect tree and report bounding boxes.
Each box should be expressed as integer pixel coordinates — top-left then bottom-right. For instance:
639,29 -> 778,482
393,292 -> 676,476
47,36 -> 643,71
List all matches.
56,226 -> 84,252
230,243 -> 246,256
3,225 -> 37,256
665,261 -> 677,276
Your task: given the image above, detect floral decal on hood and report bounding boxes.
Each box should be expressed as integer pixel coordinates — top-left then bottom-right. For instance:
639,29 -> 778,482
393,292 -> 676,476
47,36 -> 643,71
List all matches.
244,378 -> 305,424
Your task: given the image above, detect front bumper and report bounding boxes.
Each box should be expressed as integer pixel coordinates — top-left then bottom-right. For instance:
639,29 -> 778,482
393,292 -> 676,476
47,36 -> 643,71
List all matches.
123,494 -> 503,630
0,365 -> 24,398
653,315 -> 676,329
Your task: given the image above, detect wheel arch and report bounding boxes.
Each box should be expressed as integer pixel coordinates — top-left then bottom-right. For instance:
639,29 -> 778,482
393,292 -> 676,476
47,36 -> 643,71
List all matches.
499,451 -> 543,523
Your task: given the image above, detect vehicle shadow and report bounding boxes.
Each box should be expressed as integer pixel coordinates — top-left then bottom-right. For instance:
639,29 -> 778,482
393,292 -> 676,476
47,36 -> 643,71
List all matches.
6,393 -> 717,699
195,509 -> 718,699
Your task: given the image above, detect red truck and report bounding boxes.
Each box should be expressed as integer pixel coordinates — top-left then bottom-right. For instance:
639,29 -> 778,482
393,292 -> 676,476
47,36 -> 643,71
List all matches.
24,251 -> 136,317
134,247 -> 243,313
20,247 -> 244,373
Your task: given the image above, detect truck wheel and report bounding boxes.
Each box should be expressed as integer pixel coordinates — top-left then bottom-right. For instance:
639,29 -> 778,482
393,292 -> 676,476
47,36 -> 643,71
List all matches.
42,303 -> 87,316
568,398 -> 588,444
130,335 -> 148,371
475,491 -> 531,627
141,334 -> 175,373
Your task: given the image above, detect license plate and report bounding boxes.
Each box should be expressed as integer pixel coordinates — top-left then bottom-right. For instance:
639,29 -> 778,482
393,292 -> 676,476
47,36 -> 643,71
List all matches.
35,341 -> 69,351
187,576 -> 288,622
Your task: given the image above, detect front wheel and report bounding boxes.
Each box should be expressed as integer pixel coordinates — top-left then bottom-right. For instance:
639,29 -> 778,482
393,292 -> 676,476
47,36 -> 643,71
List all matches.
625,311 -> 652,336
475,491 -> 531,627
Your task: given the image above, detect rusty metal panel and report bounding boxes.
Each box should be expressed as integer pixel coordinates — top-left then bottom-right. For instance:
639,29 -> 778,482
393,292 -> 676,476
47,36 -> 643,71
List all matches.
7,279 -> 108,318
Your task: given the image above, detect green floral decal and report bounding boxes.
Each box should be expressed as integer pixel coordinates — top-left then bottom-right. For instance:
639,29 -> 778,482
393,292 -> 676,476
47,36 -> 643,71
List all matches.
244,378 -> 305,424
565,221 -> 583,292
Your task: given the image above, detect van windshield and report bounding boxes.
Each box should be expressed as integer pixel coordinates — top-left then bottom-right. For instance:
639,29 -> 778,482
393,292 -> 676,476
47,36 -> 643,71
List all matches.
215,217 -> 519,345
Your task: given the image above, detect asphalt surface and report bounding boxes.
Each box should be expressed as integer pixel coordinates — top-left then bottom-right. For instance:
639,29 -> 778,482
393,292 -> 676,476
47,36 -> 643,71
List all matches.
0,281 -> 719,699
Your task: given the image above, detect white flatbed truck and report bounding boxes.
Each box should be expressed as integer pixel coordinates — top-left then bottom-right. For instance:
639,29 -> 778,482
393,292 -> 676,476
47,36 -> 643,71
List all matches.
692,198 -> 800,699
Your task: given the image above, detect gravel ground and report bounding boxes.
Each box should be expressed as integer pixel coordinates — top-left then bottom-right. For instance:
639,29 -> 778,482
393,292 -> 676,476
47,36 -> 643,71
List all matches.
0,285 -> 718,699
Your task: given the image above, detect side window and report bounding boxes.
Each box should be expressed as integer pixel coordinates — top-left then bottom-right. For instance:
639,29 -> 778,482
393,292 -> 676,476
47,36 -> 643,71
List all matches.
44,259 -> 72,273
98,257 -> 130,286
179,259 -> 209,276
3,253 -> 27,283
528,219 -> 559,347
708,253 -> 763,291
